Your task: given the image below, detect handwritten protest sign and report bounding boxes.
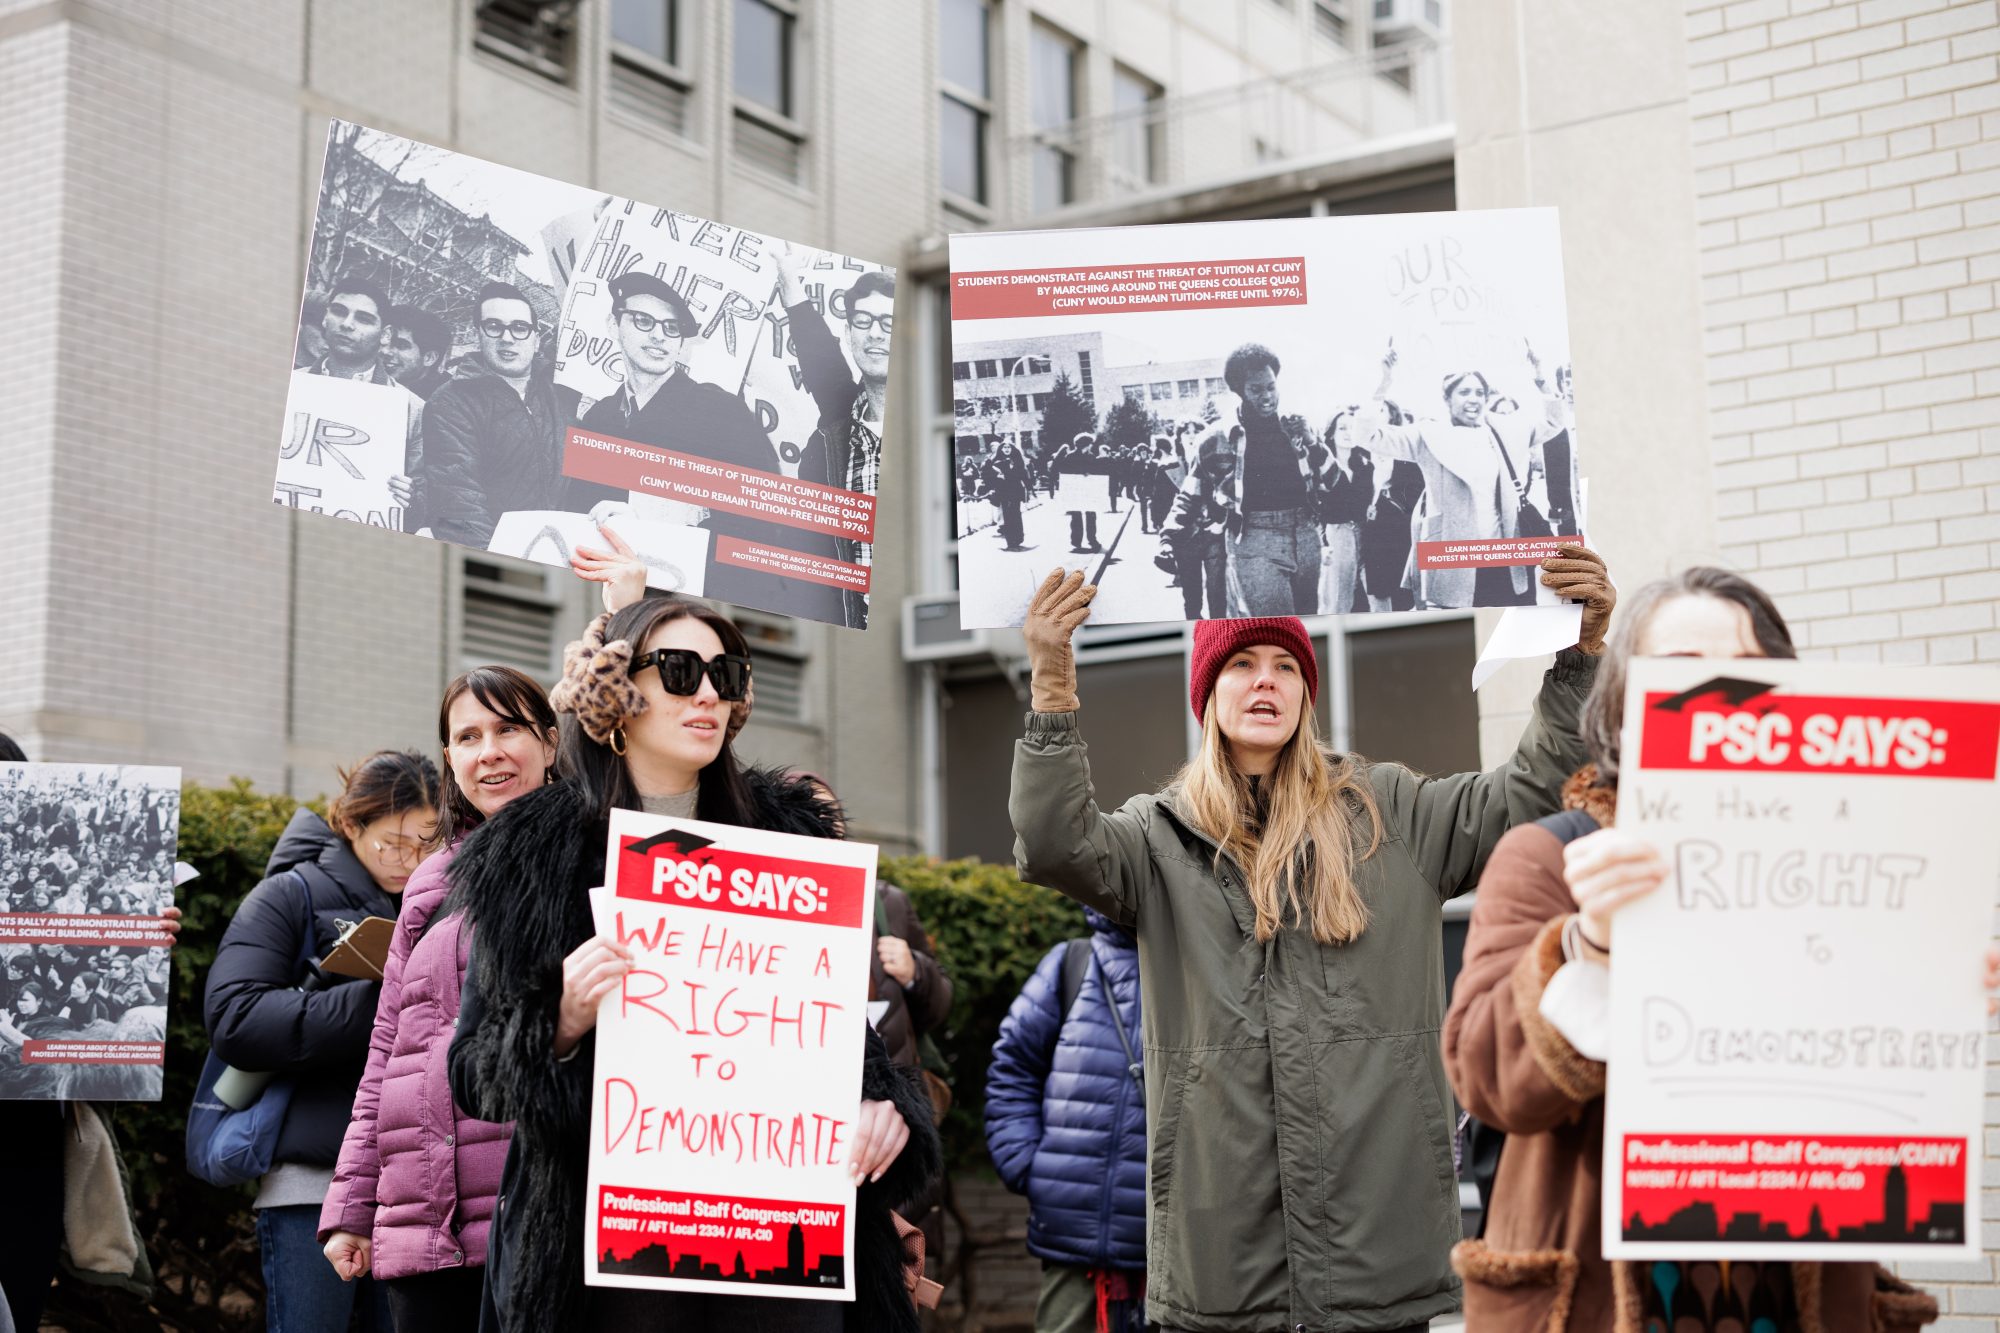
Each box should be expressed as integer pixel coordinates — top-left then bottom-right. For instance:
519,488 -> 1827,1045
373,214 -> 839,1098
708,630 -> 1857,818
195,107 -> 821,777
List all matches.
1604,659 -> 2000,1262
555,203 -> 778,413
273,372 -> 409,531
743,249 -> 896,475
485,511 -> 710,596
584,812 -> 878,1300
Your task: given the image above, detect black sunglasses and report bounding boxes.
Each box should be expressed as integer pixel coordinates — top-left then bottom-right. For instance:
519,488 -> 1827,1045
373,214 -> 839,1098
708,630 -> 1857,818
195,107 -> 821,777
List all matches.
629,648 -> 752,701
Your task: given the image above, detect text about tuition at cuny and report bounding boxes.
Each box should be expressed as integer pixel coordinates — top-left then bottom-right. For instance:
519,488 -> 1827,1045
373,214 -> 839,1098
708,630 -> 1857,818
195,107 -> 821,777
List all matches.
952,257 -> 1309,320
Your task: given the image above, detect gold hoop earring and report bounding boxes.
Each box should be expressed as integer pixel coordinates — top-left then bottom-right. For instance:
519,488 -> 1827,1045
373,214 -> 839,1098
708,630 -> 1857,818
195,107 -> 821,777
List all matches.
609,726 -> 627,757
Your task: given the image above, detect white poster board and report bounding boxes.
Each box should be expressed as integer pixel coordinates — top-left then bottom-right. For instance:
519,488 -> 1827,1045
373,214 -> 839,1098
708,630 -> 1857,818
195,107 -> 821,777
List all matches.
273,371 -> 409,531
485,511 -> 710,596
1604,659 -> 2000,1262
583,812 -> 879,1300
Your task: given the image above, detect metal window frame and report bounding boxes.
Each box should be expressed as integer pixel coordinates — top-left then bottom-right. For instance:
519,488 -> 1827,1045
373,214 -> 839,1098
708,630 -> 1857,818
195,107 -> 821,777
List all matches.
471,0 -> 580,84
939,0 -> 995,209
733,0 -> 800,123
1108,61 -> 1165,190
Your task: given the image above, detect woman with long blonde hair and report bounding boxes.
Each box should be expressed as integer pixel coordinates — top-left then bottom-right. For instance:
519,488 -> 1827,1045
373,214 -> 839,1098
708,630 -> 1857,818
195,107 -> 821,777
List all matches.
1009,547 -> 1616,1333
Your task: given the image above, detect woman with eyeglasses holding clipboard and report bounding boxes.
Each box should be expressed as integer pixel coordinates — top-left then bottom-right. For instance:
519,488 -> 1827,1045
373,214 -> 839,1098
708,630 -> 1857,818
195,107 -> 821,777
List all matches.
446,595 -> 941,1333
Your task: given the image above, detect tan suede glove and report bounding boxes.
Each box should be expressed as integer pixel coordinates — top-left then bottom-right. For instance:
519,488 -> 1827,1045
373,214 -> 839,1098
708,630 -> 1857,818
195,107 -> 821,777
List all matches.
1023,568 -> 1097,712
1540,544 -> 1616,655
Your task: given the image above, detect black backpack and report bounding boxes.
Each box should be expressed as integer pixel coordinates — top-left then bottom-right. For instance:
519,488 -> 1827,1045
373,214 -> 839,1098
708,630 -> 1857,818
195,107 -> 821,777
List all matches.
1460,806 -> 1599,1236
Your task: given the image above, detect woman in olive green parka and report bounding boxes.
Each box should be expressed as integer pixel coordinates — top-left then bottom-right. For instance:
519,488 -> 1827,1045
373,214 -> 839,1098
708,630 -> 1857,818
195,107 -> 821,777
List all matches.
1008,549 -> 1615,1333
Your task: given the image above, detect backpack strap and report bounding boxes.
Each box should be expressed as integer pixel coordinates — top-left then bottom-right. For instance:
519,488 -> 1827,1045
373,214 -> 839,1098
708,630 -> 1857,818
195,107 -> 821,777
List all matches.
1535,807 -> 1599,846
1058,937 -> 1091,1022
1091,950 -> 1143,1087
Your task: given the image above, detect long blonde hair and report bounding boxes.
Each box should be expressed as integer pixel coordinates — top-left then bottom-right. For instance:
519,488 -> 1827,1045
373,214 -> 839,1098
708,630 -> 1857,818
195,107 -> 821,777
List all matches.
1173,702 -> 1384,945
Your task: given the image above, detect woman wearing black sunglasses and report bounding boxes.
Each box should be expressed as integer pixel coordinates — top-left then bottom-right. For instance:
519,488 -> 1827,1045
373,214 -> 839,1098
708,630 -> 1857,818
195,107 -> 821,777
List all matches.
446,597 -> 941,1333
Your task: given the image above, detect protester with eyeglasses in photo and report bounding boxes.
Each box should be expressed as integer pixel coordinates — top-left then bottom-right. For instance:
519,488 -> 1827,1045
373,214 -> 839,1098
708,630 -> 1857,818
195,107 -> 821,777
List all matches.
204,751 -> 440,1333
448,596 -> 941,1333
425,281 -> 586,549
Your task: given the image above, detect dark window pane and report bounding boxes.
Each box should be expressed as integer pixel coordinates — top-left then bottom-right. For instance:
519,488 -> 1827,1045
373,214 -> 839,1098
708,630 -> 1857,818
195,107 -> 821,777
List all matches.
612,0 -> 675,63
1033,145 -> 1073,211
734,0 -> 791,115
940,93 -> 987,202
939,0 -> 989,98
1347,621 -> 1480,774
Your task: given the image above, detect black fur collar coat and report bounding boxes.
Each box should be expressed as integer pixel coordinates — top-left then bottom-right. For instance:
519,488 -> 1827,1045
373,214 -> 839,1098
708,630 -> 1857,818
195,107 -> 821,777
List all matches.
445,772 -> 942,1333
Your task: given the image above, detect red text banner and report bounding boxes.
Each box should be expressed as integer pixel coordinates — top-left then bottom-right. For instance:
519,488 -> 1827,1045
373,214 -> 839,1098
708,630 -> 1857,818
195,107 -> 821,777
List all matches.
1637,690 -> 2000,780
952,257 -> 1308,320
0,914 -> 175,947
1619,1134 -> 1967,1247
613,835 -> 869,929
23,1041 -> 165,1067
596,1185 -> 847,1290
1415,535 -> 1583,570
563,429 -> 876,543
714,536 -> 869,592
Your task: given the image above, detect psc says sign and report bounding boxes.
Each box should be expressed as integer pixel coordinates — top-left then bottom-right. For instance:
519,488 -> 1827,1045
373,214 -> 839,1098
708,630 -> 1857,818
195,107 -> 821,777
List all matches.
583,812 -> 878,1302
1604,660 -> 2000,1264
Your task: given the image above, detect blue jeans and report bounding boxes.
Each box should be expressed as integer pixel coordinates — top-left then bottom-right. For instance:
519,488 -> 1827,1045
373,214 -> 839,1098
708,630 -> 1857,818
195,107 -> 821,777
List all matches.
256,1204 -> 392,1333
1232,508 -> 1321,614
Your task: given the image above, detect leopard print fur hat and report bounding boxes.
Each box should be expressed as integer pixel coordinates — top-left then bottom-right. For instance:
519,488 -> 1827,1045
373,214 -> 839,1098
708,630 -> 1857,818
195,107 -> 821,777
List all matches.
549,610 -> 755,746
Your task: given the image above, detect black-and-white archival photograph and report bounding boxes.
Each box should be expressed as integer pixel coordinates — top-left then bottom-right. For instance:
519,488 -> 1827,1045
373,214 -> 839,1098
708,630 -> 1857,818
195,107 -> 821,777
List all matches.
276,121 -> 897,628
948,209 -> 1585,629
0,763 -> 181,1101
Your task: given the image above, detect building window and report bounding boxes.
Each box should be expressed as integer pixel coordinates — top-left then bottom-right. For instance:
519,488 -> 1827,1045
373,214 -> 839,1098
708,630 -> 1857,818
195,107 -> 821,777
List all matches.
1205,376 -> 1225,395
1123,385 -> 1145,404
731,608 -> 808,722
1030,21 -> 1080,212
1149,381 -> 1171,401
975,358 -> 999,378
1177,378 -> 1199,397
1110,65 -> 1163,192
1076,348 -> 1095,402
610,0 -> 692,134
474,0 -> 578,83
733,0 -> 805,182
939,0 -> 992,206
952,360 -> 973,380
459,554 -> 566,679
1313,0 -> 1350,45
1027,355 -> 1052,374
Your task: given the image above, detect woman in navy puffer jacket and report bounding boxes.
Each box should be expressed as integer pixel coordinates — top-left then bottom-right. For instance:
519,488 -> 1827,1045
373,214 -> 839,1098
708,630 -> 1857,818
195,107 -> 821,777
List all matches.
986,908 -> 1147,1333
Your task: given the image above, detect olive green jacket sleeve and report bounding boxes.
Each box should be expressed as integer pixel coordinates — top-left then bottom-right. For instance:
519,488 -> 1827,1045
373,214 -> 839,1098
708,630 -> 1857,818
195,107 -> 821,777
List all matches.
1010,711 -> 1152,928
1372,647 -> 1599,900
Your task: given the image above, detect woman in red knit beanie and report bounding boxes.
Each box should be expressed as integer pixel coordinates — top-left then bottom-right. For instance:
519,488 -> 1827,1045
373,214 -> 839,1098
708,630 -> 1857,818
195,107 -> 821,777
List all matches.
1008,547 -> 1616,1333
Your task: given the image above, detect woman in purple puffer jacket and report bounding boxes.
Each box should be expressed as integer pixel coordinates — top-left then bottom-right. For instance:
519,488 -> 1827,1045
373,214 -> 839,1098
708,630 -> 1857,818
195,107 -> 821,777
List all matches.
317,665 -> 559,1331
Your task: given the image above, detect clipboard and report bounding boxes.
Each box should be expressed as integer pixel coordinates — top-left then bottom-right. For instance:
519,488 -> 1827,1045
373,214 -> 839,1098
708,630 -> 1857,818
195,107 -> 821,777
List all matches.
317,916 -> 396,981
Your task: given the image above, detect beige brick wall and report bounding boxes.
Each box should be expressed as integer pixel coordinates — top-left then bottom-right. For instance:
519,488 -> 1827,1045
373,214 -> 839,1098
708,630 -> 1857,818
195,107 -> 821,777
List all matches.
1690,0 -> 2000,673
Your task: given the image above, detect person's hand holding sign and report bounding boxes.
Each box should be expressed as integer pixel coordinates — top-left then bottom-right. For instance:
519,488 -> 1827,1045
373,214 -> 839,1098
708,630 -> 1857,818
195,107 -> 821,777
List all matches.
571,521 -> 648,615
554,935 -> 634,1059
1561,829 -> 1668,955
848,1097 -> 910,1186
1540,545 -> 1617,656
877,936 -> 917,986
1024,569 -> 1096,714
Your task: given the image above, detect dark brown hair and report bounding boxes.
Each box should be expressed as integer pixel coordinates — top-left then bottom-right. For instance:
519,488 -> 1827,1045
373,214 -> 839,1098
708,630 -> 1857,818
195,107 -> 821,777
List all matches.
1580,567 -> 1797,785
558,598 -> 757,825
432,666 -> 559,851
327,750 -> 441,841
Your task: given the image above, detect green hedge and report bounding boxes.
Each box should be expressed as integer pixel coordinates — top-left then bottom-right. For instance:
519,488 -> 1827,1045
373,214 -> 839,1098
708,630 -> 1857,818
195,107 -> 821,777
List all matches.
880,855 -> 1089,1171
49,788 -> 1084,1330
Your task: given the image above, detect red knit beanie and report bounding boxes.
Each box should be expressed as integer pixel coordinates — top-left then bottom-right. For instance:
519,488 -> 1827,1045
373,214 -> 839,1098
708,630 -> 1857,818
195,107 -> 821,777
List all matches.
1189,617 -> 1319,723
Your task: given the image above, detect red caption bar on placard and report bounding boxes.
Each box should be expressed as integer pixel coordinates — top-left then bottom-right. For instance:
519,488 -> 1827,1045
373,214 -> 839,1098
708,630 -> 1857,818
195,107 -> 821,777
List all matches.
952,257 -> 1308,319
1620,1134 -> 1967,1245
595,1184 -> 846,1285
562,429 -> 876,543
1415,535 -> 1583,570
0,914 -> 174,947
23,1040 -> 165,1066
613,834 -> 868,929
713,536 -> 870,592
1637,688 -> 2000,780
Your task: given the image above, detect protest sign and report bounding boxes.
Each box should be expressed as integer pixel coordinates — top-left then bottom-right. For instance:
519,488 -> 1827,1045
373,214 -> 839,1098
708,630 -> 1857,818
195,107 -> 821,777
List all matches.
1603,659 -> 2000,1262
0,763 -> 181,1101
278,120 -> 894,628
273,371 -> 412,531
949,209 -> 1586,628
584,811 -> 879,1300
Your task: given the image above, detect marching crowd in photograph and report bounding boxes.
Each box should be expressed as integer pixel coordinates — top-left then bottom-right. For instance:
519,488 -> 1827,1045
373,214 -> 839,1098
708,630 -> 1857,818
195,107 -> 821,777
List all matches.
958,336 -> 1583,620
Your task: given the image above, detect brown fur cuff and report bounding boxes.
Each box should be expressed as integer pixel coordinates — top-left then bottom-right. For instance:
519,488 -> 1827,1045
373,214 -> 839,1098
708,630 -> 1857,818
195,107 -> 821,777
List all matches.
1454,1239 -> 1579,1332
1872,1265 -> 1939,1331
1511,916 -> 1606,1106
